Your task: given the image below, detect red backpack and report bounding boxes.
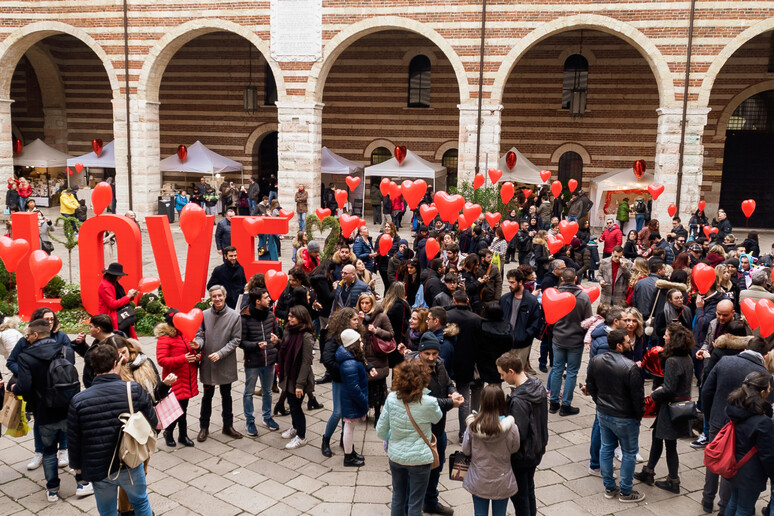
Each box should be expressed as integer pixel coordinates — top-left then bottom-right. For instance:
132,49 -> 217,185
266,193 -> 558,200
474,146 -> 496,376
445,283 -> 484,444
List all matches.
704,420 -> 758,479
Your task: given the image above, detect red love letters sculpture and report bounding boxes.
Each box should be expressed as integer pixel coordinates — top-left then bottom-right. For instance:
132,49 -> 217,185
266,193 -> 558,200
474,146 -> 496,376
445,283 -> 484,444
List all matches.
559,220 -> 579,241
380,178 -> 391,197
177,144 -> 187,161
91,181 -> 113,216
542,288 -> 577,324
394,145 -> 407,164
10,213 -> 61,319
539,170 -> 551,183
265,270 -> 288,301
92,138 -> 103,156
433,192 -> 465,222
473,173 -> 485,190
488,168 -> 503,184
634,160 -> 646,179
741,199 -> 756,219
741,298 -> 760,330
500,182 -> 515,204
419,204 -> 438,225
485,212 -> 501,227
335,189 -> 348,209
401,179 -> 427,210
550,181 -> 562,198
230,215 -> 288,285
173,309 -> 203,342
547,235 -> 565,255
756,299 -> 774,338
0,236 -> 30,272
315,207 -> 331,219
346,176 -> 361,192
698,200 -> 706,212
463,202 -> 482,222
379,235 -> 393,256
692,263 -> 716,295
667,204 -> 677,217
582,285 -> 600,304
425,237 -> 440,260
242,217 -> 264,237
502,220 -> 518,241
506,151 -> 517,170
179,203 -> 206,245
339,213 -> 362,238
568,179 -> 578,193
648,184 -> 665,201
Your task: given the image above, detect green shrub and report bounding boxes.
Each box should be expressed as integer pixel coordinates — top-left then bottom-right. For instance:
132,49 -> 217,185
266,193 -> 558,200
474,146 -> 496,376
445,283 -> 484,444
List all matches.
157,286 -> 165,306
61,291 -> 82,310
0,300 -> 17,317
139,293 -> 160,309
0,260 -> 13,291
57,308 -> 90,333
146,300 -> 165,315
194,300 -> 211,311
43,276 -> 67,298
0,282 -> 7,300
135,312 -> 164,336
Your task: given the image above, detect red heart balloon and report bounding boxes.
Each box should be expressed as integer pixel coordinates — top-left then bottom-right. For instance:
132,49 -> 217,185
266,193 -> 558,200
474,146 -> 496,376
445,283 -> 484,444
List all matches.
433,192 -> 465,223
335,189 -> 348,208
346,176 -> 361,192
379,235 -> 393,256
539,170 -> 551,183
92,138 -> 103,156
551,181 -> 562,198
75,163 -> 84,174
138,277 -> 160,294
401,179 -> 427,210
279,209 -> 294,219
741,199 -> 756,219
419,204 -> 438,226
173,308 -> 203,342
425,237 -> 440,260
542,287 -> 577,325
692,263 -> 716,295
380,178 -> 391,197
582,285 -> 600,304
505,151 -> 517,170
0,236 -> 30,272
522,189 -> 532,199
394,145 -> 407,164
243,216 -> 264,236
315,207 -> 331,219
179,203 -> 206,245
568,179 -> 578,193
389,181 -> 401,200
463,202 -> 482,222
698,200 -> 706,212
488,168 -> 503,184
633,160 -> 646,179
67,167 -> 74,176
648,184 -> 665,201
502,220 -> 519,241
559,220 -> 579,241
265,270 -> 288,301
91,181 -> 113,216
756,299 -> 774,338
339,213 -> 362,238
703,226 -> 718,239
12,138 -> 22,155
667,203 -> 677,218
177,144 -> 187,161
547,235 -> 565,255
473,173 -> 485,190
29,249 -> 62,290
741,298 -> 760,330
458,214 -> 472,231
485,212 -> 501,227
500,182 -> 515,204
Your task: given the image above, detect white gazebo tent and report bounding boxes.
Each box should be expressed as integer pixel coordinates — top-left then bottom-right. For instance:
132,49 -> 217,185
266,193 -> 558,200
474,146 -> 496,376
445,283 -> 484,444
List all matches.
160,140 -> 244,186
497,147 -> 547,185
321,147 -> 365,214
67,140 -> 116,169
588,167 -> 655,229
14,138 -> 73,203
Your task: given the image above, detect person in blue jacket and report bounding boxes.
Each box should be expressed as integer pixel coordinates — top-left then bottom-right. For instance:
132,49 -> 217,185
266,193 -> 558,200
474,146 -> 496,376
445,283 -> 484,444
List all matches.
214,209 -> 234,253
174,189 -> 189,217
353,226 -> 377,271
336,328 -> 370,467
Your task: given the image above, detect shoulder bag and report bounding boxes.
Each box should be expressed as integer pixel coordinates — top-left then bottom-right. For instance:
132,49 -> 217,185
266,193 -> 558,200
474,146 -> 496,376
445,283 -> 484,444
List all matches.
109,382 -> 157,479
404,400 -> 440,469
116,304 -> 137,332
667,398 -> 697,422
448,451 -> 471,481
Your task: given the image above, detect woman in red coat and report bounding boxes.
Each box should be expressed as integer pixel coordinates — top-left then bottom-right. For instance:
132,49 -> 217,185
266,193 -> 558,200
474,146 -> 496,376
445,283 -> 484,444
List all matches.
155,310 -> 200,447
97,262 -> 139,338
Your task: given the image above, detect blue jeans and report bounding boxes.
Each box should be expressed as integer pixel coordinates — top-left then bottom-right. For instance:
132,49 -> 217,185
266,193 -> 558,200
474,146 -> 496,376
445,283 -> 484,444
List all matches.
590,415 -> 601,469
39,419 -> 67,491
424,431 -> 447,506
598,411 -> 640,495
268,191 -> 277,203
92,465 -> 152,516
390,460 -> 432,516
324,381 -> 342,439
473,495 -> 509,516
726,484 -> 763,516
635,214 -> 646,232
243,366 -> 274,424
34,418 -> 67,453
567,215 -> 578,223
298,212 -> 306,231
249,199 -> 258,215
547,345 -> 582,406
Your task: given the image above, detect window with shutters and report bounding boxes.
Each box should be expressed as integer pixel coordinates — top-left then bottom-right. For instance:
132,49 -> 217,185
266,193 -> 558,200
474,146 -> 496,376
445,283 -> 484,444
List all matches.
408,55 -> 431,108
371,147 -> 392,165
562,54 -> 588,115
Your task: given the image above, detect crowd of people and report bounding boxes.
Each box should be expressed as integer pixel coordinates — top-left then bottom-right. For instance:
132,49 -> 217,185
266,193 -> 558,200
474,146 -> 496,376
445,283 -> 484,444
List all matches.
3,176 -> 774,516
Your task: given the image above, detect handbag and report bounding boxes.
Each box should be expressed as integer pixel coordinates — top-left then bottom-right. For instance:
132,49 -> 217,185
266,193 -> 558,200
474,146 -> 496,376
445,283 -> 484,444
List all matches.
643,395 -> 658,418
643,290 -> 661,336
371,334 -> 397,355
404,400 -> 440,469
154,392 -> 184,430
448,451 -> 471,481
667,399 -> 697,422
116,303 -> 137,331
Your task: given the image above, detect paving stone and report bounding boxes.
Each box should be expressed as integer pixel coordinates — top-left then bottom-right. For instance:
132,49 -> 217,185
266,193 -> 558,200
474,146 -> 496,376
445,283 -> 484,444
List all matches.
216,484 -> 276,513
353,485 -> 392,504
285,474 -> 325,494
149,476 -> 188,497
253,478 -> 295,499
170,485 -> 241,516
0,477 -> 41,500
535,483 -> 577,506
305,502 -> 352,516
197,472 -> 236,494
258,501 -> 302,516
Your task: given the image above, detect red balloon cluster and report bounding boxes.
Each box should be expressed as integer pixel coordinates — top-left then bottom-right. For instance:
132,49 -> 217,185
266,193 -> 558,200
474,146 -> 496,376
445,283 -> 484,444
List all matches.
433,192 -> 464,222
401,179 -> 427,210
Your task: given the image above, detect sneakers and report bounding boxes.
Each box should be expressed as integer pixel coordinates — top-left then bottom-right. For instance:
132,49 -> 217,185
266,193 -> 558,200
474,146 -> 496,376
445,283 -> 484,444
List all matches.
285,436 -> 306,449
549,402 -> 560,414
604,487 -> 620,499
588,466 -> 602,477
262,418 -> 280,431
691,434 -> 708,448
57,450 -> 69,468
619,490 -> 646,503
76,483 -> 94,497
47,491 -> 58,503
614,447 -> 644,462
27,453 -> 43,470
281,427 -> 297,439
559,405 -> 580,416
245,422 -> 258,436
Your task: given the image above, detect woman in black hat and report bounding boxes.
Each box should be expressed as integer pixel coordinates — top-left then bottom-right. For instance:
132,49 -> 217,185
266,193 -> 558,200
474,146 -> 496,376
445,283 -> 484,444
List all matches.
98,262 -> 139,338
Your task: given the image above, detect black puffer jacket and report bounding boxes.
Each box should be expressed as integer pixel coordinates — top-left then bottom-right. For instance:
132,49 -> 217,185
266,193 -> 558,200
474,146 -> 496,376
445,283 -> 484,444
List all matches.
239,305 -> 279,368
67,374 -> 158,482
446,304 -> 483,384
508,377 -> 548,464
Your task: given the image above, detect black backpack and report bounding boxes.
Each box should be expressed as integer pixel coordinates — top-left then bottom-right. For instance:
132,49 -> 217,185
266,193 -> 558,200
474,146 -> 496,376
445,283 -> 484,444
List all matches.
74,203 -> 88,222
46,347 -> 80,409
635,200 -> 647,214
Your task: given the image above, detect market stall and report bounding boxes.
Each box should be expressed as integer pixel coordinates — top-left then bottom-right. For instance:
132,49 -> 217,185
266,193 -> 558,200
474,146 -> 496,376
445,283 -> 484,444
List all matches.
160,140 -> 244,194
497,147 -> 547,185
588,167 -> 655,229
13,138 -> 73,207
364,149 -> 446,214
321,147 -> 365,214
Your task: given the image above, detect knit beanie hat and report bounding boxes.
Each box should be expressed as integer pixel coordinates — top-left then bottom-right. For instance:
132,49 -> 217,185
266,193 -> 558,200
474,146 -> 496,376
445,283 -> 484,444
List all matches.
340,328 -> 361,348
418,332 -> 441,352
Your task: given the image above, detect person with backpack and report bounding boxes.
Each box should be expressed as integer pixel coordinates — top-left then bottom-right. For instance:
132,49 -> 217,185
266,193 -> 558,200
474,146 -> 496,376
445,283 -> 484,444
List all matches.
633,197 -> 648,232
68,342 -> 158,516
11,319 -> 91,502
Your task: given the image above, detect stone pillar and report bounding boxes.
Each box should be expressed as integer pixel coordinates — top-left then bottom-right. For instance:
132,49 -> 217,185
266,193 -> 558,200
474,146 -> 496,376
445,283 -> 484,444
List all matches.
112,96 -> 161,217
0,99 -> 13,181
276,101 -> 323,220
42,107 -> 67,152
457,102 -> 503,186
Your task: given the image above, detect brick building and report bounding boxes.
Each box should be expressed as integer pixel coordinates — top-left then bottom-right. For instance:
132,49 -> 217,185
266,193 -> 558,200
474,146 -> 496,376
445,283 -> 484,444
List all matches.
2,1 -> 774,227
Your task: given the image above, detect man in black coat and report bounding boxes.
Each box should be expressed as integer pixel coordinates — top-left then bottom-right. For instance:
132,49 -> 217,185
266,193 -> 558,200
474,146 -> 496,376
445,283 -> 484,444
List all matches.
699,336 -> 773,514
207,246 -> 247,309
215,209 -> 234,253
446,289 -> 483,442
422,258 -> 445,307
500,268 -> 543,374
68,343 -> 157,513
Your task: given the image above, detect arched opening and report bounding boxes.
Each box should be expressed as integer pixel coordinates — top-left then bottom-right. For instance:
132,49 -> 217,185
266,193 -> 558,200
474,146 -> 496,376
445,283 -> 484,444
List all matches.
408,54 -> 431,108
705,31 -> 774,227
562,54 -> 588,115
558,151 -> 583,186
442,148 -> 458,186
370,146 -> 392,165
253,131 -> 279,180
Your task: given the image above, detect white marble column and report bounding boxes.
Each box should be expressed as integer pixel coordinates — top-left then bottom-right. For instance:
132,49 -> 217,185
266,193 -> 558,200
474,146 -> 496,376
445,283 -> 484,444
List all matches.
276,101 -> 323,215
457,102 -> 503,186
0,99 -> 13,181
653,107 -> 711,224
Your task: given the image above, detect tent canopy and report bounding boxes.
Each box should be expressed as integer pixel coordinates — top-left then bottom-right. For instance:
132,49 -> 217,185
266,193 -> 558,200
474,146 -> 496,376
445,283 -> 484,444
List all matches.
13,139 -> 71,168
364,149 -> 447,192
67,140 -> 115,168
498,147 -> 546,185
322,147 -> 363,175
160,140 -> 243,174
588,167 -> 655,226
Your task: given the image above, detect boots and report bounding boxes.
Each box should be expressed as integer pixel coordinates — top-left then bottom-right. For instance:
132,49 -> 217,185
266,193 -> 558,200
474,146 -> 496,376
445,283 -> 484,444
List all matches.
321,436 -> 333,458
274,402 -> 289,417
343,451 -> 365,467
655,476 -> 680,494
633,466 -> 655,485
164,429 -> 176,447
178,418 -> 194,447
